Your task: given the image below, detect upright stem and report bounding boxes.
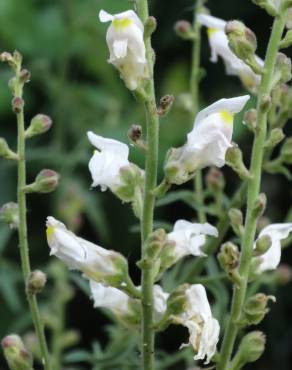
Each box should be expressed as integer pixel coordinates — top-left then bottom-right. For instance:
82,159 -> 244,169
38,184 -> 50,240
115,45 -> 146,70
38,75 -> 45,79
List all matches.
190,0 -> 206,223
217,10 -> 287,370
137,1 -> 160,370
15,64 -> 52,370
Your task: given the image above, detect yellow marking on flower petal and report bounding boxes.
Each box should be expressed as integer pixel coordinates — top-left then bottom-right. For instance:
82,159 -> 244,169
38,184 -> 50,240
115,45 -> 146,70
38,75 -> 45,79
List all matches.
113,18 -> 133,30
46,226 -> 54,241
207,28 -> 218,37
220,110 -> 234,125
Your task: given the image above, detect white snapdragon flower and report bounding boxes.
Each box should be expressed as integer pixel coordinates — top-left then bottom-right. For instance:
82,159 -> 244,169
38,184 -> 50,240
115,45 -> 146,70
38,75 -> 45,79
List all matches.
46,217 -> 126,282
88,131 -> 130,192
165,95 -> 250,185
99,9 -> 148,90
167,220 -> 218,260
177,284 -> 220,364
153,285 -> 169,320
197,14 -> 264,92
255,223 -> 292,272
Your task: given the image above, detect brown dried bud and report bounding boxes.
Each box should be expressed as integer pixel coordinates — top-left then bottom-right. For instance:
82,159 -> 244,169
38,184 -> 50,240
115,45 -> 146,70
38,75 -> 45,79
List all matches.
174,20 -> 194,40
12,97 -> 24,114
157,94 -> 174,116
128,124 -> 142,143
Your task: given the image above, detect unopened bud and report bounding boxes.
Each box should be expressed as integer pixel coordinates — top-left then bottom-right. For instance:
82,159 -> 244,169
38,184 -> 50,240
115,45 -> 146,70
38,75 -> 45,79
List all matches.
252,193 -> 267,219
0,138 -> 18,160
25,114 -> 52,139
228,208 -> 244,236
244,109 -> 257,132
251,0 -> 277,16
242,293 -> 275,325
25,169 -> 59,194
174,20 -> 194,40
218,242 -> 240,272
1,334 -> 33,370
280,137 -> 292,164
12,97 -> 24,114
205,167 -> 225,192
265,128 -> 285,149
254,234 -> 272,256
280,30 -> 292,49
144,16 -> 157,38
166,284 -> 189,317
236,331 -> 266,365
19,69 -> 31,84
225,145 -> 251,180
0,52 -> 13,63
26,270 -> 47,295
275,53 -> 292,84
146,229 -> 167,259
260,94 -> 272,112
0,203 -> 19,229
128,124 -> 142,143
157,95 -> 174,117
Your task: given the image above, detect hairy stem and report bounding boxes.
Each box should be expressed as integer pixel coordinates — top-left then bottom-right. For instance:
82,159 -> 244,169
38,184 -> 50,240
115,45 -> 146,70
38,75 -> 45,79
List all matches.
137,1 -> 160,370
217,9 -> 288,370
15,64 -> 51,370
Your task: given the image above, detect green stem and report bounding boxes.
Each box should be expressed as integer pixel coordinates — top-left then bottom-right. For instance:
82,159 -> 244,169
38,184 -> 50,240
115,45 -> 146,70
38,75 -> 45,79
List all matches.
15,65 -> 51,370
137,1 -> 160,370
217,10 -> 288,370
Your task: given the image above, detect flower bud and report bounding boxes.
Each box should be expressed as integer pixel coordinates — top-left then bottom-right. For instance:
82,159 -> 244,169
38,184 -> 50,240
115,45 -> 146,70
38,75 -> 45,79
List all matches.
19,69 -> 31,84
128,124 -> 142,143
280,137 -> 292,164
25,114 -> 53,139
0,202 -> 19,229
26,169 -> 60,194
157,95 -> 174,117
174,20 -> 194,40
146,228 -> 167,260
205,167 -> 225,192
166,284 -> 189,318
1,334 -> 33,370
276,264 -> 292,285
12,97 -> 24,114
218,242 -> 240,272
228,208 -> 244,237
280,30 -> 292,49
253,234 -> 272,256
235,331 -> 266,365
252,193 -> 267,219
264,128 -> 285,149
242,293 -> 275,325
144,16 -> 157,38
225,21 -> 259,69
0,52 -> 13,63
26,270 -> 47,296
251,0 -> 277,16
225,145 -> 251,180
0,138 -> 18,161
244,109 -> 257,132
275,52 -> 292,84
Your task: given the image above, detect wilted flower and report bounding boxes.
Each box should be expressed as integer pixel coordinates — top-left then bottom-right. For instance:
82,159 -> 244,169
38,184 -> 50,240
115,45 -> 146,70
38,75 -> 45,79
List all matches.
197,14 -> 264,92
255,223 -> 292,272
99,9 -> 148,90
164,95 -> 250,185
46,217 -> 127,284
174,284 -> 220,364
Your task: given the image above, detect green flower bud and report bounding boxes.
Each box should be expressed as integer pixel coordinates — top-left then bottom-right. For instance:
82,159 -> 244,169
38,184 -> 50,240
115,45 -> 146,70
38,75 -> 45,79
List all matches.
264,128 -> 285,149
166,284 -> 189,318
280,137 -> 292,164
157,95 -> 174,117
280,30 -> 292,49
253,234 -> 272,256
19,69 -> 31,84
205,167 -> 225,192
242,293 -> 275,325
251,0 -> 277,16
225,145 -> 251,180
25,169 -> 60,194
174,20 -> 194,40
244,109 -> 257,132
115,164 -> 144,202
252,193 -> 267,219
218,242 -> 240,272
144,16 -> 157,38
1,334 -> 33,370
228,208 -> 244,237
26,270 -> 47,296
235,331 -> 266,366
25,114 -> 53,139
275,52 -> 292,84
0,138 -> 18,161
0,202 -> 19,229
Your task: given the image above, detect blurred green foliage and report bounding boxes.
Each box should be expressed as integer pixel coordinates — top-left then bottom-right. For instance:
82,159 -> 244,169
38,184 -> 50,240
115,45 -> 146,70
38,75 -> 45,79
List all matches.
0,0 -> 291,369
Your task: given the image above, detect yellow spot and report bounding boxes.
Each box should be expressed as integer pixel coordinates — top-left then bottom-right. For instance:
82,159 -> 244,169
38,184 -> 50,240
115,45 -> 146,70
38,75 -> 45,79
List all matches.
207,28 -> 218,37
113,18 -> 133,30
220,110 -> 234,125
46,226 -> 54,241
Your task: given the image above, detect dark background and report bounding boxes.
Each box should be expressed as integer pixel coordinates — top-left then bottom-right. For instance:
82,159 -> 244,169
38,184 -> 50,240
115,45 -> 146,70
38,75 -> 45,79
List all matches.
0,0 -> 291,369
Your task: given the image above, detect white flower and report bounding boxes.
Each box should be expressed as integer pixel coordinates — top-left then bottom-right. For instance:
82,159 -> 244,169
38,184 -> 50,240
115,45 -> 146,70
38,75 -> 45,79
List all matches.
197,14 -> 264,92
88,131 -> 130,191
178,285 -> 220,364
167,220 -> 218,260
153,285 -> 169,320
165,95 -> 250,184
46,216 -> 125,282
255,223 -> 292,272
90,280 -> 131,316
99,9 -> 148,90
